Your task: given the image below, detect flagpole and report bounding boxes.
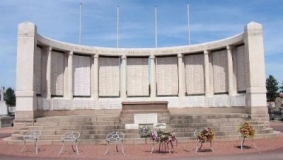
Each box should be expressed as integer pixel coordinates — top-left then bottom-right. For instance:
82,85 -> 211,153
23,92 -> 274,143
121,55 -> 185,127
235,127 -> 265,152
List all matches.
187,3 -> 191,45
155,6 -> 158,48
117,6 -> 120,48
79,3 -> 82,44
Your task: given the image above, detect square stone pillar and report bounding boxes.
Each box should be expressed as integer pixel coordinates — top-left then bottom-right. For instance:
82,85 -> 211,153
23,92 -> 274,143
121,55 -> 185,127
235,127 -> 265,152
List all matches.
120,55 -> 127,100
16,22 -> 37,120
244,22 -> 268,119
178,53 -> 185,97
45,47 -> 52,99
67,51 -> 73,99
227,46 -> 236,107
91,54 -> 99,109
204,50 -> 212,107
150,55 -> 156,99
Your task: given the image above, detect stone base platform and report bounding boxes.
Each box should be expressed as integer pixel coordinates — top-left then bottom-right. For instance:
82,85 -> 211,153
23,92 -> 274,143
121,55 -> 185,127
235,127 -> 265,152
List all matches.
4,111 -> 278,145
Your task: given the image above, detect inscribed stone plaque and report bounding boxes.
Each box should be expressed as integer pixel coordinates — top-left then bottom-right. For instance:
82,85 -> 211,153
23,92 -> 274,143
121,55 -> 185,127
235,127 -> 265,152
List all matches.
153,123 -> 166,129
125,124 -> 139,129
134,113 -> 157,124
212,50 -> 228,93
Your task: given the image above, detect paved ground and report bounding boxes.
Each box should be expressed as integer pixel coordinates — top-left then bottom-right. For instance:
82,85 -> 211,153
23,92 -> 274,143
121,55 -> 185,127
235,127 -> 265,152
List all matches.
0,121 -> 283,160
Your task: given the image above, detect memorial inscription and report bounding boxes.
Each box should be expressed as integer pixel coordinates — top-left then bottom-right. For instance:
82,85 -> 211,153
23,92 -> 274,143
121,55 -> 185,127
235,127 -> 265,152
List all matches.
134,113 -> 158,124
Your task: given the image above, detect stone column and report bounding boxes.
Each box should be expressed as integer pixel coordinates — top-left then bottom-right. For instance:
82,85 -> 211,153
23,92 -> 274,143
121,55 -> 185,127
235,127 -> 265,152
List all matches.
150,55 -> 156,99
92,54 -> 99,99
244,22 -> 267,119
67,51 -> 73,99
204,50 -> 210,96
63,52 -> 69,98
120,55 -> 127,100
178,53 -> 185,97
227,46 -> 236,107
204,50 -> 212,107
46,47 -> 52,99
15,22 -> 37,120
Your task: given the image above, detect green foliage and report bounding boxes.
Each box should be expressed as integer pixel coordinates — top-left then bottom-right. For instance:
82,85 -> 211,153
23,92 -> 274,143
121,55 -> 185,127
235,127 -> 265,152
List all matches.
4,87 -> 16,106
266,75 -> 279,102
280,81 -> 283,93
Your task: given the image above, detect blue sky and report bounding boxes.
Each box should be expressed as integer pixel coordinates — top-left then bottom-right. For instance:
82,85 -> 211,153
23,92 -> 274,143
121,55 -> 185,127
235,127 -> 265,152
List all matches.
0,0 -> 283,89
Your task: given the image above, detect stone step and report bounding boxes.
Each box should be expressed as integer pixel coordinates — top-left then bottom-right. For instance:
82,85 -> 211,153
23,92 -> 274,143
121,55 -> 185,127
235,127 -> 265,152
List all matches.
28,125 -> 125,130
33,121 -> 121,126
170,114 -> 249,119
36,115 -> 120,123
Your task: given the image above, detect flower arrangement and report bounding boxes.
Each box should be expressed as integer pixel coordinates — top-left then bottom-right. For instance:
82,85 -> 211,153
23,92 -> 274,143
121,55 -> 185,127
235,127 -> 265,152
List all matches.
197,127 -> 215,142
139,126 -> 177,149
139,125 -> 151,138
150,130 -> 177,149
238,122 -> 255,138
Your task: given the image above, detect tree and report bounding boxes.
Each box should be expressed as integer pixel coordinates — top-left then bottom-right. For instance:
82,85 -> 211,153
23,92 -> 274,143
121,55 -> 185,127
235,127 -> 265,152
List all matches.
280,81 -> 283,93
4,87 -> 16,106
266,75 -> 279,102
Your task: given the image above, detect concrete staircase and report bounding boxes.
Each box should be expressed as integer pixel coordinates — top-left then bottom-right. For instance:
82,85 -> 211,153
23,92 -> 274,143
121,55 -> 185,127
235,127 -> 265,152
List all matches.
5,113 -> 278,145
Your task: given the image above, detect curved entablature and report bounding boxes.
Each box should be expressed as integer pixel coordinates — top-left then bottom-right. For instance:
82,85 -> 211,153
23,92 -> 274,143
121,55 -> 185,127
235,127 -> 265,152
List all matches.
37,32 -> 244,56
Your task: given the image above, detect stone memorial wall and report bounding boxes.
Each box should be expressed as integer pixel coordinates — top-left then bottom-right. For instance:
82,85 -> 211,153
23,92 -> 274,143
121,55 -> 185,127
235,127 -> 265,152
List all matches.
51,51 -> 64,96
156,56 -> 178,96
184,53 -> 205,95
235,45 -> 246,92
98,57 -> 120,97
73,55 -> 91,96
15,22 -> 268,120
127,57 -> 149,96
212,50 -> 228,93
34,46 -> 42,95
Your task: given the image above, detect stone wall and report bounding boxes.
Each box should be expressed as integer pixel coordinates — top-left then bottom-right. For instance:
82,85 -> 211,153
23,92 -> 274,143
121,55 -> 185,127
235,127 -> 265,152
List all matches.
15,22 -> 267,120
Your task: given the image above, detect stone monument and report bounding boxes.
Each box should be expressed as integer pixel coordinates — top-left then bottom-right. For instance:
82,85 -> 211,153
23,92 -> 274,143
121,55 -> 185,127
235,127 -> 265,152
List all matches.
14,21 -> 268,127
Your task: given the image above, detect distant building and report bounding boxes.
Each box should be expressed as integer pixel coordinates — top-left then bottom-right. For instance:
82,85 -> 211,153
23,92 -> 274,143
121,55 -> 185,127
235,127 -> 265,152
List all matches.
0,87 -> 8,115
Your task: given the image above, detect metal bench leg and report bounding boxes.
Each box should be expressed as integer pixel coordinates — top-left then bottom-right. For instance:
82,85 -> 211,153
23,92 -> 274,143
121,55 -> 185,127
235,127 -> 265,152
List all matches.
35,138 -> 39,154
195,141 -> 200,153
121,141 -> 125,155
58,140 -> 65,155
252,138 -> 258,150
21,140 -> 26,153
210,141 -> 214,152
241,137 -> 245,151
105,141 -> 110,155
150,141 -> 155,154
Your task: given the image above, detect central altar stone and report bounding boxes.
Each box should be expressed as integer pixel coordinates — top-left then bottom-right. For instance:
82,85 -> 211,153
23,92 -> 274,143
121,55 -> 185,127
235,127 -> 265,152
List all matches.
120,101 -> 170,128
121,101 -> 168,111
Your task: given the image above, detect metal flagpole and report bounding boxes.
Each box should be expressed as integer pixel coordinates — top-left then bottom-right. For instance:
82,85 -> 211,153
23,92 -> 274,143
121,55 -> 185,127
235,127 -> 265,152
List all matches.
79,3 -> 82,44
155,6 -> 158,48
187,3 -> 191,45
117,6 -> 119,48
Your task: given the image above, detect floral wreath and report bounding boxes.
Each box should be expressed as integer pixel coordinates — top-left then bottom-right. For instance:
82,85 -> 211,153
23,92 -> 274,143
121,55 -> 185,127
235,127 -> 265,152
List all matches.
150,130 -> 177,148
139,128 -> 177,148
139,125 -> 151,138
197,127 -> 215,142
238,122 -> 255,138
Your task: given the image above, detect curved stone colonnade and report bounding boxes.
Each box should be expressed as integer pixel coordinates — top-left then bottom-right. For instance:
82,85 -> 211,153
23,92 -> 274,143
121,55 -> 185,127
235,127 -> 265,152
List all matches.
16,22 -> 267,120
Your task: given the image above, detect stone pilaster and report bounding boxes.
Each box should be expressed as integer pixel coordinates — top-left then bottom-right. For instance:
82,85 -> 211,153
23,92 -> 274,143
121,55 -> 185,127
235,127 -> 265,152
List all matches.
67,51 -> 73,99
120,55 -> 127,100
227,46 -> 235,107
16,22 -> 37,120
178,53 -> 185,97
92,54 -> 98,99
204,50 -> 211,107
63,52 -> 69,98
150,55 -> 156,99
244,22 -> 267,119
45,46 -> 52,99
